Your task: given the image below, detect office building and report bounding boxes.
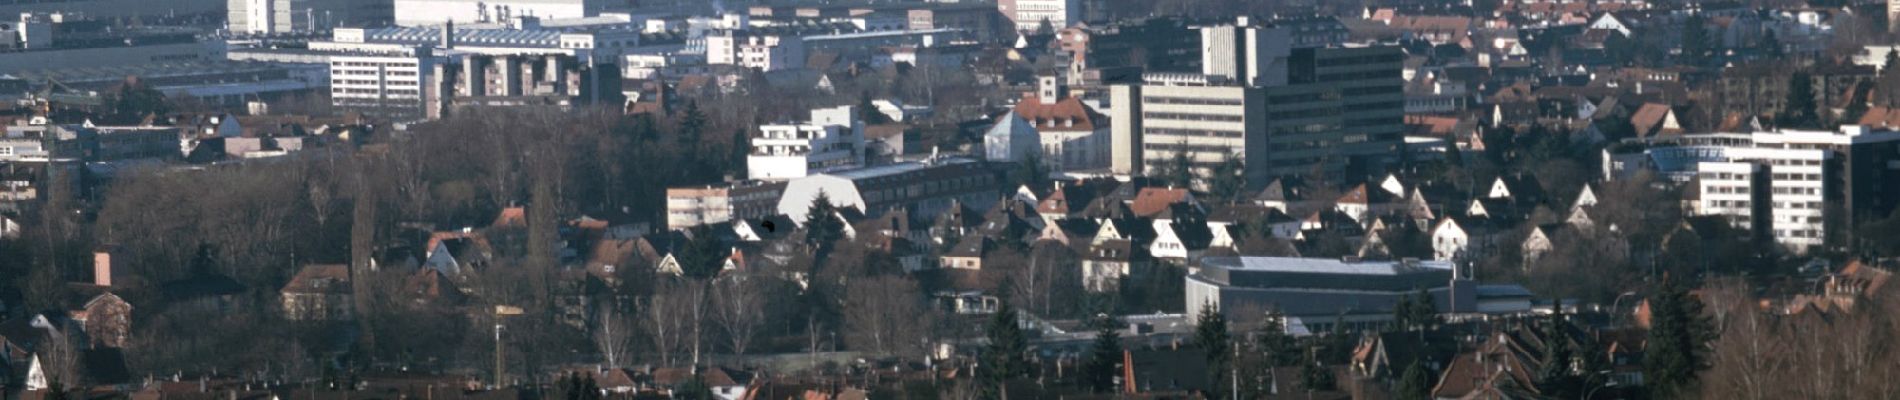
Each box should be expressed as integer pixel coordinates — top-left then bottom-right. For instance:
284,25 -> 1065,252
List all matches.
1185,256 -> 1530,334
1605,126 -> 1900,253
748,106 -> 866,181
998,0 -> 1079,32
229,0 -> 392,34
1109,19 -> 1403,186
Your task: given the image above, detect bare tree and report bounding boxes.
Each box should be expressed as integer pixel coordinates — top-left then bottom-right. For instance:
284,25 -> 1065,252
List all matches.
644,279 -> 689,366
37,327 -> 80,390
592,305 -> 637,369
842,275 -> 931,357
710,275 -> 765,358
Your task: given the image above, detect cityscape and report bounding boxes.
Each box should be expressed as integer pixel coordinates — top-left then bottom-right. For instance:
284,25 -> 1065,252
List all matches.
0,0 -> 1897,399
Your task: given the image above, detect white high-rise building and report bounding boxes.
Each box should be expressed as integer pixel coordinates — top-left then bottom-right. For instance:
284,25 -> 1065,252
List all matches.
748,106 -> 866,181
228,0 -> 389,34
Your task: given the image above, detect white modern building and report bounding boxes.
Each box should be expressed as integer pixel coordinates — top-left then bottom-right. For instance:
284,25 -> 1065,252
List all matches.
706,31 -> 806,72
1606,127 -> 1900,253
228,0 -> 389,34
998,0 -> 1080,32
393,0 -> 610,27
329,49 -> 439,120
749,106 -> 865,181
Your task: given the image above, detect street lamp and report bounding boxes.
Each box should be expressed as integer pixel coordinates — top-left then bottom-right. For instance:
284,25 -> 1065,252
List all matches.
493,305 -> 524,389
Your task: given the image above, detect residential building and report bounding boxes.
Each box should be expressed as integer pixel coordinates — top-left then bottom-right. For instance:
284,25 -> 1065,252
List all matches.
998,0 -> 1079,32
330,49 -> 439,121
1605,126 -> 1900,253
280,264 -> 354,321
706,31 -> 806,72
748,105 -> 866,181
995,76 -> 1111,172
775,158 -> 1002,223
664,181 -> 787,231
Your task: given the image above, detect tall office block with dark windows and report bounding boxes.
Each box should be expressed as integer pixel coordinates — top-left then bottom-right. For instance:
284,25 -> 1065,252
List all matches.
1110,41 -> 1405,187
1261,45 -> 1406,177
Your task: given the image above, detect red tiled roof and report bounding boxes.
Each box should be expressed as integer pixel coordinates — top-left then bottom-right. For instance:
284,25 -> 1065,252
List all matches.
1128,187 -> 1192,217
282,264 -> 351,295
1010,96 -> 1105,133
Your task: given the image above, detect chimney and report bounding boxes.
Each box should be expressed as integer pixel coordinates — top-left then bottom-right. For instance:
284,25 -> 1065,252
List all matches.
441,19 -> 455,49
93,249 -> 114,287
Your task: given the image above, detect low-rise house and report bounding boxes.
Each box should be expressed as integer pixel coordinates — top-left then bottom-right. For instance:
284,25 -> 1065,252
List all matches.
280,264 -> 353,321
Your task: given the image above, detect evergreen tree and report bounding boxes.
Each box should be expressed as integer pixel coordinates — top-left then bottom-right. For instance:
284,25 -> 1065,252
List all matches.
1394,360 -> 1432,400
679,101 -> 707,143
1082,316 -> 1123,393
982,303 -> 1032,397
1406,288 -> 1437,330
804,190 -> 845,251
674,225 -> 727,279
1298,344 -> 1336,392
1643,276 -> 1715,398
1158,147 -> 1195,188
1256,308 -> 1298,367
1536,298 -> 1579,398
1390,294 -> 1415,332
1780,72 -> 1819,129
1210,153 -> 1246,204
1193,302 -> 1232,399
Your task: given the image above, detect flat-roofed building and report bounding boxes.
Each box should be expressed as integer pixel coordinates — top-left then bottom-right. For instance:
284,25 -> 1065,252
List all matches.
776,158 -> 1002,222
1185,256 -> 1528,334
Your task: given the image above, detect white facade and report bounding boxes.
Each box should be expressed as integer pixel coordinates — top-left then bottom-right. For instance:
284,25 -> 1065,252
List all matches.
984,113 -> 1040,163
748,106 -> 865,181
394,0 -> 606,26
1000,0 -> 1080,32
706,32 -> 806,72
330,51 -> 435,120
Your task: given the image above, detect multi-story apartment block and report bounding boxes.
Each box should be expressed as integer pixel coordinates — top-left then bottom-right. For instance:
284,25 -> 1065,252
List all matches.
1606,126 -> 1900,253
706,31 -> 806,72
748,106 -> 866,181
330,49 -> 438,121
664,181 -> 788,231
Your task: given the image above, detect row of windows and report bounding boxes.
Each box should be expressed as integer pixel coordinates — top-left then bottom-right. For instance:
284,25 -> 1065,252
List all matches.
333,61 -> 417,68
1771,172 -> 1822,181
1776,201 -> 1824,210
1771,186 -> 1820,195
1143,143 -> 1234,154
1144,96 -> 1243,106
1144,112 -> 1242,122
1146,128 -> 1244,138
1314,53 -> 1403,67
